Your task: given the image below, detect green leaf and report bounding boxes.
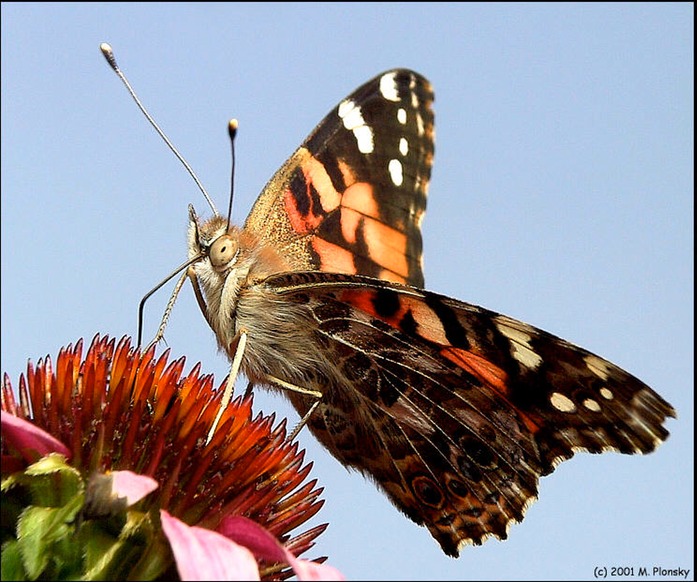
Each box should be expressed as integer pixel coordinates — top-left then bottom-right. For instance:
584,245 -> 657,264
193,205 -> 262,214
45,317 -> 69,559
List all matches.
25,455 -> 83,507
119,511 -> 172,581
1,539 -> 27,580
80,520 -> 121,576
80,511 -> 169,581
16,493 -> 84,579
3,455 -> 83,510
23,454 -> 73,477
3,460 -> 173,580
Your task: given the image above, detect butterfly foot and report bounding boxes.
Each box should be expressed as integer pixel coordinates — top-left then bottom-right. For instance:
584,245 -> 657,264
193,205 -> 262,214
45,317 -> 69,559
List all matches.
288,399 -> 321,441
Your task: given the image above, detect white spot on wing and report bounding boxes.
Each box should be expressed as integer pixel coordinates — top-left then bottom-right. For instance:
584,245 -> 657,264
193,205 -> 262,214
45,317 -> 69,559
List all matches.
388,159 -> 403,186
551,392 -> 576,413
399,137 -> 408,156
379,72 -> 400,102
585,354 -> 611,380
494,317 -> 542,370
352,126 -> 373,154
416,112 -> 424,136
397,108 -> 407,124
338,99 -> 374,153
583,398 -> 601,412
337,99 -> 356,121
599,387 -> 614,400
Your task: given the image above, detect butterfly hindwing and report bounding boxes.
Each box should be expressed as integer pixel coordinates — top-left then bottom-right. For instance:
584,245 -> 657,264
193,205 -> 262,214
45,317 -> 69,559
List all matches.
244,69 -> 434,287
258,271 -> 676,555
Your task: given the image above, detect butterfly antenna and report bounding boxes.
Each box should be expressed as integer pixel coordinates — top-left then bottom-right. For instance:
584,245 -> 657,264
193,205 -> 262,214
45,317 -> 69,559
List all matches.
100,42 -> 219,216
226,119 -> 238,231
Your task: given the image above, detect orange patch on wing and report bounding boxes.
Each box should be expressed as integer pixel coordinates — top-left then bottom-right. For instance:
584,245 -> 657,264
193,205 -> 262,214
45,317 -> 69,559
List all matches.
441,348 -> 508,393
400,297 -> 448,343
284,155 -> 342,235
338,289 -> 437,335
342,182 -> 381,219
312,238 -> 359,275
442,347 -> 540,433
284,188 -> 321,235
377,270 -> 408,285
340,209 -> 409,278
342,182 -> 410,278
339,182 -> 380,245
339,206 -> 361,244
338,183 -> 410,279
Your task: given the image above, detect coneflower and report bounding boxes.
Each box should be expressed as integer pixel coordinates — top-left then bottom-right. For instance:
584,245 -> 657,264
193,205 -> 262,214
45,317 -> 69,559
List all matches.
1,334 -> 343,580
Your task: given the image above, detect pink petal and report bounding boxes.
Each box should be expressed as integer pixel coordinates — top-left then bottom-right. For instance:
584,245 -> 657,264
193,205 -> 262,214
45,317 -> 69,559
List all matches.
218,515 -> 282,562
1,412 -> 71,461
110,470 -> 158,506
219,515 -> 344,581
291,559 -> 346,581
160,511 -> 260,581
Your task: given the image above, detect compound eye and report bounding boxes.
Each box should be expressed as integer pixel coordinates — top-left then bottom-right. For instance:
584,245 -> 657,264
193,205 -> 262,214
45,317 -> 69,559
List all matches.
209,234 -> 238,269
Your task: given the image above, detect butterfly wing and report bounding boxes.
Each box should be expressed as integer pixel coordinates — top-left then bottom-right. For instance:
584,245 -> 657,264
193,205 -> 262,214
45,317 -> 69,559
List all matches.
243,69 -> 434,287
258,271 -> 675,556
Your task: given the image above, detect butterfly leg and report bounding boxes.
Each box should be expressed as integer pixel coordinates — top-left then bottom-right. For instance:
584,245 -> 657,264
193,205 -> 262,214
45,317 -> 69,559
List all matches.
188,263 -> 251,443
262,374 -> 323,440
143,268 -> 190,350
264,375 -> 323,399
206,328 -> 248,444
288,399 -> 321,441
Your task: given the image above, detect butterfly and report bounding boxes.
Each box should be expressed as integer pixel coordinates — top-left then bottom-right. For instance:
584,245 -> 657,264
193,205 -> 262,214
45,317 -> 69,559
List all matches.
185,69 -> 675,557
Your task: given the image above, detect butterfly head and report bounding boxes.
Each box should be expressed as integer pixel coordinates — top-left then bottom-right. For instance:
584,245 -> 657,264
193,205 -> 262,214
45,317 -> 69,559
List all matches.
187,205 -> 286,285
188,209 -> 240,273
186,204 -> 292,349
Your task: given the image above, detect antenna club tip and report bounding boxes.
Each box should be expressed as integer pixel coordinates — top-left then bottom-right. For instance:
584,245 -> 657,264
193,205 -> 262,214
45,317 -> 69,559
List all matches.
228,118 -> 239,138
100,42 -> 119,70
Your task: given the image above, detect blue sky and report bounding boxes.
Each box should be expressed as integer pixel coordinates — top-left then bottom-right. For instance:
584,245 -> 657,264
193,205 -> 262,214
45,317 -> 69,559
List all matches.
1,3 -> 693,580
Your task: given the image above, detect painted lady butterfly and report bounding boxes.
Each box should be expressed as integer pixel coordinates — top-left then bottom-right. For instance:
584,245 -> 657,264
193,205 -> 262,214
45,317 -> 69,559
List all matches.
177,69 -> 675,556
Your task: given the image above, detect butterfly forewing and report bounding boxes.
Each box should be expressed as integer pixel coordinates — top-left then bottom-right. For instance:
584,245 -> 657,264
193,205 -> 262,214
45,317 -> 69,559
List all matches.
244,69 -> 434,287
